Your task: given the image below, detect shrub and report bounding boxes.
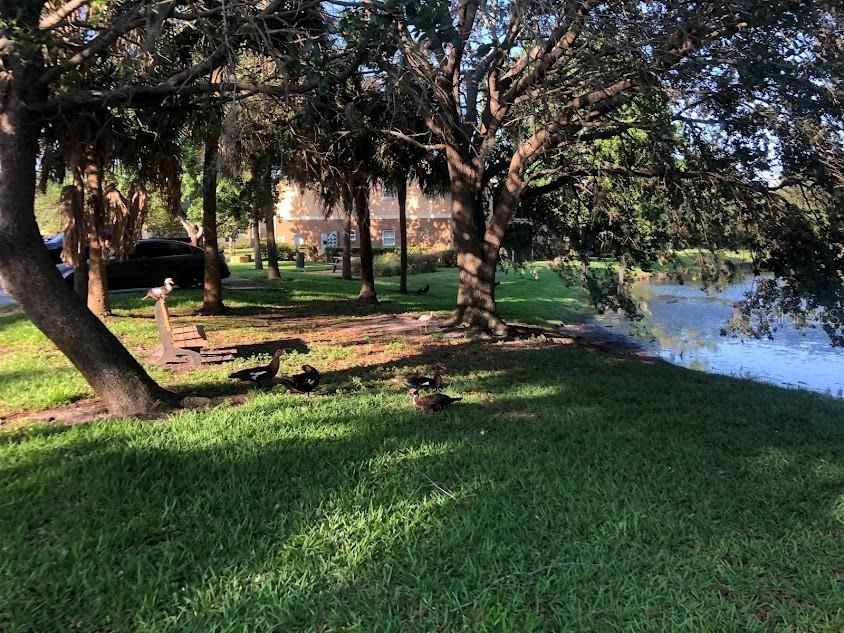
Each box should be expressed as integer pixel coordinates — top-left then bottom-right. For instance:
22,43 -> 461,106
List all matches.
436,249 -> 457,268
370,252 -> 439,277
408,252 -> 439,274
276,243 -> 297,261
326,246 -> 398,260
302,245 -> 320,262
374,252 -> 401,276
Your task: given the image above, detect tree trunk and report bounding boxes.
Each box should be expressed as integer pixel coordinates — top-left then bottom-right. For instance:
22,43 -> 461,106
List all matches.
264,216 -> 280,280
71,169 -> 88,299
398,178 -> 409,294
0,76 -> 173,416
201,117 -> 225,314
446,161 -> 507,334
74,255 -> 89,299
178,214 -> 203,246
252,220 -> 263,269
341,190 -> 353,280
354,184 -> 377,303
261,166 -> 281,281
83,151 -> 110,318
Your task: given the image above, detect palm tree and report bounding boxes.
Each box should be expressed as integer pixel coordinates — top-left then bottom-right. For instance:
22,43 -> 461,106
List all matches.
377,118 -> 448,293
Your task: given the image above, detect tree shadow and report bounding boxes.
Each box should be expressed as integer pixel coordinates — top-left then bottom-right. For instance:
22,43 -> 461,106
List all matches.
1,345 -> 842,630
230,339 -> 310,358
0,309 -> 28,332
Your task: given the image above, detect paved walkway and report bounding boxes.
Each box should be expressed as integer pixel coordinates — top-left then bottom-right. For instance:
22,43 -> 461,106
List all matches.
0,276 -> 267,309
222,276 -> 270,290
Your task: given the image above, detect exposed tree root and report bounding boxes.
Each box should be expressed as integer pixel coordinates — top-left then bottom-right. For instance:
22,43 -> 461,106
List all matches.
446,305 -> 511,337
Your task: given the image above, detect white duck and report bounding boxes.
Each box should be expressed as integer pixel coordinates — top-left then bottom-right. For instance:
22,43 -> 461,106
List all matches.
144,277 -> 175,300
418,311 -> 435,333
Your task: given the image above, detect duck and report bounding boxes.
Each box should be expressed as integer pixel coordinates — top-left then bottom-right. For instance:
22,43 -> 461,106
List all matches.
404,363 -> 446,391
229,349 -> 285,384
417,310 -> 435,333
144,277 -> 175,300
415,283 -> 430,295
280,364 -> 320,395
409,388 -> 461,412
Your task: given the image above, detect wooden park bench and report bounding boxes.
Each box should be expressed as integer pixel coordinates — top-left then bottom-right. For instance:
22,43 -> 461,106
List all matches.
151,299 -> 235,366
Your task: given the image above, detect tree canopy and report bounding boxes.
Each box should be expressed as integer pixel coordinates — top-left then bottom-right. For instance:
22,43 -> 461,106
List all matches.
333,0 -> 843,334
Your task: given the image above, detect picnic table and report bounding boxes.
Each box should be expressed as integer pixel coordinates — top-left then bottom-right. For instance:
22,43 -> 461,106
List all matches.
331,256 -> 360,273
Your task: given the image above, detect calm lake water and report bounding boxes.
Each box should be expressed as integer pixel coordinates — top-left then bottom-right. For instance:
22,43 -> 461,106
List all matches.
593,278 -> 844,398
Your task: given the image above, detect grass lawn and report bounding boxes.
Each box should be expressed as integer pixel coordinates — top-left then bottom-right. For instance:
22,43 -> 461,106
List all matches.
0,262 -> 842,631
586,249 -> 754,281
0,262 -> 587,416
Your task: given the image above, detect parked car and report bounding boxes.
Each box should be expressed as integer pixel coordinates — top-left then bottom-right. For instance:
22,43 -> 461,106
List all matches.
46,236 -> 229,290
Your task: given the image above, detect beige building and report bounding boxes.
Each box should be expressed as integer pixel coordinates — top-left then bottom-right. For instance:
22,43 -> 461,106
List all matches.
274,182 -> 453,252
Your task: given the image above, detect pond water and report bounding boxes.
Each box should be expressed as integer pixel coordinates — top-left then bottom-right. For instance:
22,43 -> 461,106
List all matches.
593,278 -> 844,398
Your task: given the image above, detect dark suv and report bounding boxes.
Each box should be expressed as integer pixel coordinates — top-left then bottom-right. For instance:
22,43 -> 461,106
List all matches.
47,236 -> 230,289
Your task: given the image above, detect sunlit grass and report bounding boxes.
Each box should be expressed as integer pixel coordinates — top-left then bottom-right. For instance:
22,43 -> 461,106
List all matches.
229,261 -> 589,325
1,345 -> 842,631
1,260 -> 843,630
0,264 -> 588,416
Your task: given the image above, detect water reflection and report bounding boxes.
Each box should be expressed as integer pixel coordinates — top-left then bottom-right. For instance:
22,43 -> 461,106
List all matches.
595,278 -> 844,398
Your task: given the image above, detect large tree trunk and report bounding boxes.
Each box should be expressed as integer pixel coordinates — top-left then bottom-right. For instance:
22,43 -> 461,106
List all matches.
0,75 -> 173,416
354,184 -> 377,303
201,117 -> 225,314
261,165 -> 281,281
83,151 -> 110,318
446,159 -> 507,334
252,219 -> 263,269
397,178 -> 409,294
341,189 -> 353,280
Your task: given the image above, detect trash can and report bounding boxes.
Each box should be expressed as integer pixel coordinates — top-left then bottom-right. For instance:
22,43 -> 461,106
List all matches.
295,251 -> 305,270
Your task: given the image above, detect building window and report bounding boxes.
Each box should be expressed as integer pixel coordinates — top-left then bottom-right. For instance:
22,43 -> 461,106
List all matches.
321,231 -> 338,250
348,229 -> 357,242
382,229 -> 396,247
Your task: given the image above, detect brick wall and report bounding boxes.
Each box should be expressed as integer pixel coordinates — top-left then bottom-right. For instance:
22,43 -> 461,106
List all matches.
275,217 -> 453,251
274,181 -> 453,252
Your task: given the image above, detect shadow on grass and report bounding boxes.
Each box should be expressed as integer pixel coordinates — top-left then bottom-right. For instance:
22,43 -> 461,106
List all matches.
1,345 -> 842,631
0,309 -> 28,332
233,339 -> 311,357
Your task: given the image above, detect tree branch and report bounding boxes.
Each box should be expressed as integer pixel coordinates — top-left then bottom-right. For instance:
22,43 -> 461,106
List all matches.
386,130 -> 446,151
37,4 -> 147,86
39,0 -> 90,30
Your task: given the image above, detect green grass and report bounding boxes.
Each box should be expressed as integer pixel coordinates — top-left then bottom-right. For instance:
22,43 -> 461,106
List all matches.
0,263 -> 587,415
229,260 -> 589,325
1,346 -> 843,631
588,249 -> 754,280
1,261 -> 843,631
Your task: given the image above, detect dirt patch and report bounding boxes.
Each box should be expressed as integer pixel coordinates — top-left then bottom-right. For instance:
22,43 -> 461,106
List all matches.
0,398 -> 110,429
0,391 -> 255,430
2,304 -> 656,427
